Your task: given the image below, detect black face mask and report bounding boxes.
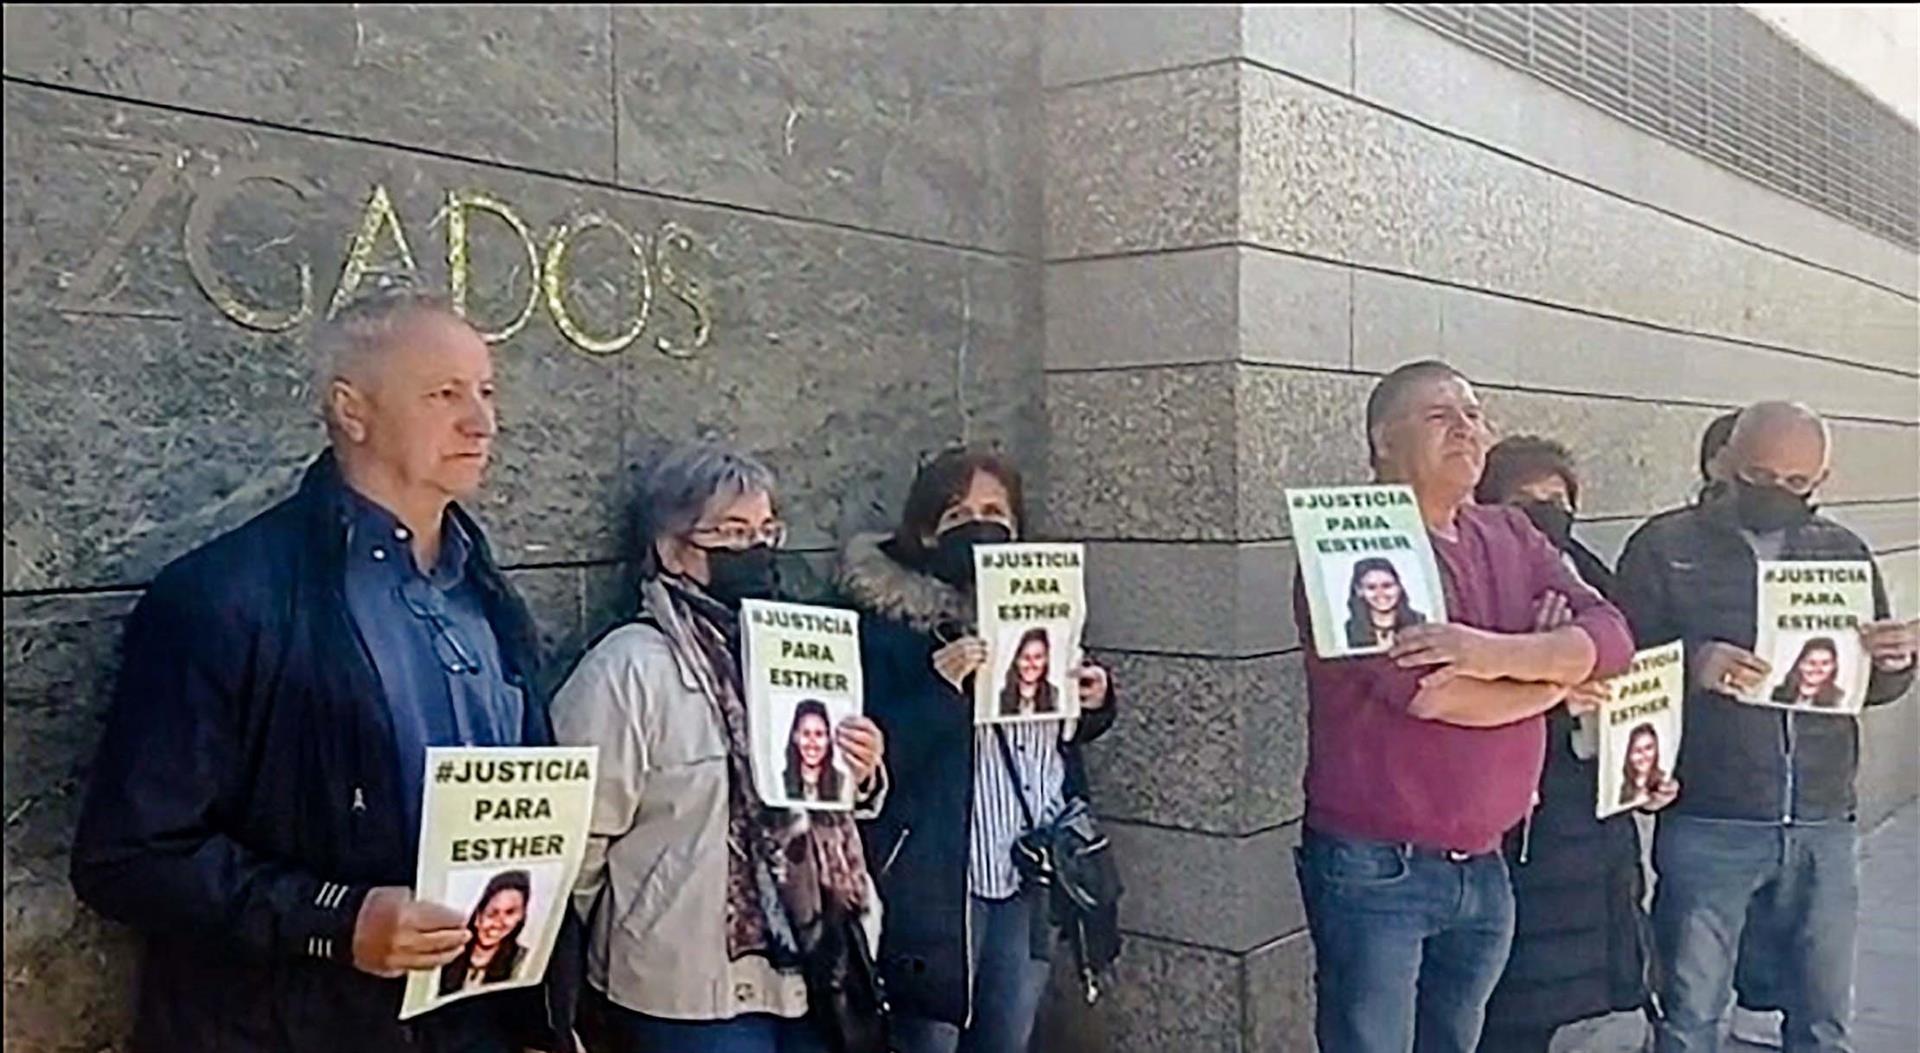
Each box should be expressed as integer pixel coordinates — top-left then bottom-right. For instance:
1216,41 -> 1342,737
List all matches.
1732,479 -> 1813,534
703,544 -> 779,609
927,520 -> 1013,589
1519,501 -> 1575,548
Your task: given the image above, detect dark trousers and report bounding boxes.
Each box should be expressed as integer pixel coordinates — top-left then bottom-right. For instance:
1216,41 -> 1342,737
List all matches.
1297,829 -> 1518,1053
894,892 -> 1054,1053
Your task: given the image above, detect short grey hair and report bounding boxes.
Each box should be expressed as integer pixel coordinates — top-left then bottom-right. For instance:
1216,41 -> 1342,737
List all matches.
311,283 -> 463,422
1366,359 -> 1468,468
635,441 -> 777,578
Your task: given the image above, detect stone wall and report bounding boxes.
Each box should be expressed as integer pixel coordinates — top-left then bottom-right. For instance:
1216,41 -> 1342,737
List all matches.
2,7 -> 1042,1049
1034,8 -> 1918,1051
4,7 -> 1917,1053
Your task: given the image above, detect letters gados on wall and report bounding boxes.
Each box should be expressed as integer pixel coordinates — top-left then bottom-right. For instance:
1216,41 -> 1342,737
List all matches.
50,140 -> 715,358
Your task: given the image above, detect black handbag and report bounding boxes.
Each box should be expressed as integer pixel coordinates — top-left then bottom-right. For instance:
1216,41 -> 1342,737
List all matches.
993,726 -> 1125,1004
802,904 -> 894,1053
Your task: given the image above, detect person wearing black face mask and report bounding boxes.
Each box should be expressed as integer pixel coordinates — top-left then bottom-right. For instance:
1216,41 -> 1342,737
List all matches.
550,442 -> 891,1053
1471,436 -> 1669,1053
696,537 -> 781,610
835,446 -> 1117,1053
1730,475 -> 1817,535
923,518 -> 1014,593
1683,408 -> 1794,1049
1478,435 -> 1616,600
1616,403 -> 1916,1053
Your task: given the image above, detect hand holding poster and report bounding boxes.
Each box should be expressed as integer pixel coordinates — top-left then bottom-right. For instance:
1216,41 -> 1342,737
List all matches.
1595,642 -> 1685,818
1286,485 -> 1449,659
742,599 -> 864,811
401,746 -> 596,1020
1750,560 -> 1874,714
973,543 -> 1086,725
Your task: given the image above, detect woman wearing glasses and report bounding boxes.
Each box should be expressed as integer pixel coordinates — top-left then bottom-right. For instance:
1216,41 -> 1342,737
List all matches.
835,446 -> 1116,1053
551,442 -> 888,1053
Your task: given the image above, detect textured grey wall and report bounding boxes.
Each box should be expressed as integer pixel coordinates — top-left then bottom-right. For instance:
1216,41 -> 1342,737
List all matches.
4,7 -> 1916,1053
2,6 -> 1041,1049
1036,7 -> 1918,1051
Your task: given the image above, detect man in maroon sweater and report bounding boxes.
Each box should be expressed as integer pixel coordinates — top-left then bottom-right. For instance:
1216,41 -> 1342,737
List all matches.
1293,360 -> 1636,1053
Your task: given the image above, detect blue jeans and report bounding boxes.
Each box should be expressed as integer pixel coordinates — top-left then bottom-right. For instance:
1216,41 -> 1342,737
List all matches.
895,892 -> 1054,1053
1297,829 -> 1517,1053
1652,816 -> 1858,1053
599,1004 -> 828,1053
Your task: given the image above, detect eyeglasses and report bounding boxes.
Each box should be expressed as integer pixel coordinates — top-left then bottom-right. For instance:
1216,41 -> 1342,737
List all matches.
686,519 -> 788,551
1735,468 -> 1818,496
398,578 -> 483,675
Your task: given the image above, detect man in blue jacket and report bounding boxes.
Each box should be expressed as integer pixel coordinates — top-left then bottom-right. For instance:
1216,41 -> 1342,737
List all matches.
71,286 -> 575,1053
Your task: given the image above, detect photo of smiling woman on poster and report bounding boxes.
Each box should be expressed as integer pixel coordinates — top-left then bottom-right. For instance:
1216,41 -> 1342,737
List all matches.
1617,723 -> 1666,807
438,869 -> 531,996
1770,636 -> 1846,708
998,626 -> 1061,718
1343,556 -> 1428,649
782,698 -> 847,804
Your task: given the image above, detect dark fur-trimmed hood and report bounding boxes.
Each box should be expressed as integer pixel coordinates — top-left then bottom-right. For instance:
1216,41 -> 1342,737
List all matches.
834,532 -> 970,634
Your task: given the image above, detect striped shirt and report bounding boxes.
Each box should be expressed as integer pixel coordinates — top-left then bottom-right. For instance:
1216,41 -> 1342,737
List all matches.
969,719 -> 1069,899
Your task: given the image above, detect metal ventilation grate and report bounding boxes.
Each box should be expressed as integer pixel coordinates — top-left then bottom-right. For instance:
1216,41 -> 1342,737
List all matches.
1392,5 -> 1919,250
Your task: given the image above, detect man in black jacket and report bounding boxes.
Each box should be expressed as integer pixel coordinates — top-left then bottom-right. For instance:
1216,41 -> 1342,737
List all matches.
1614,402 -> 1916,1053
71,287 -> 575,1053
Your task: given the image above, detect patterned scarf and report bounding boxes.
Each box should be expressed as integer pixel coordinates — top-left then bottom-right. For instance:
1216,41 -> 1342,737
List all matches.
643,576 -> 871,966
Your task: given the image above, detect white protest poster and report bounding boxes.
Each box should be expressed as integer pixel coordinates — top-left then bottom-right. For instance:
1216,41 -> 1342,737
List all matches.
973,543 -> 1086,725
742,599 -> 864,812
401,746 -> 597,1020
1595,641 -> 1685,818
1750,560 -> 1874,715
1286,485 -> 1449,660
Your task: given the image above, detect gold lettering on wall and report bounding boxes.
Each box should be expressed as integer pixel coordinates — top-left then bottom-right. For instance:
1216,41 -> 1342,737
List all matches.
56,140 -> 187,316
184,162 -> 315,332
44,134 -> 719,357
541,212 -> 653,356
328,184 -> 420,318
652,222 -> 713,358
442,189 -> 540,345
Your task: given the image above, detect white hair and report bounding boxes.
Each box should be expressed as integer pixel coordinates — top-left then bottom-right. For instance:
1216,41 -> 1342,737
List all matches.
310,283 -> 462,426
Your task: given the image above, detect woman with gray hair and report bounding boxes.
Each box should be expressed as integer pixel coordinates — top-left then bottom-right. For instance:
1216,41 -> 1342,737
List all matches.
551,441 -> 888,1053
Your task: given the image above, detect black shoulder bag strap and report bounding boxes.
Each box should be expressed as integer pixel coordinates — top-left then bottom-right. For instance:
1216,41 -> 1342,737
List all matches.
993,723 -> 1062,966
991,724 -> 1042,835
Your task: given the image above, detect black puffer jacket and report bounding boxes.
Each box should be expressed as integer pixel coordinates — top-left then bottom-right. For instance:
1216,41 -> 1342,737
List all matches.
1483,706 -> 1653,1033
1613,494 -> 1912,823
1482,541 -> 1650,1036
835,533 -> 1116,1027
71,451 -> 578,1053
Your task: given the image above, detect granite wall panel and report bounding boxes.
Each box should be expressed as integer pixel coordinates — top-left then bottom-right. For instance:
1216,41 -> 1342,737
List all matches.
1046,62 -> 1919,373
614,6 -> 1039,253
1086,650 -> 1307,837
1083,540 -> 1297,658
3,594 -> 140,1053
3,11 -> 1043,1048
1349,7 -> 1918,297
2,83 -> 1042,592
1,4 -> 619,181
